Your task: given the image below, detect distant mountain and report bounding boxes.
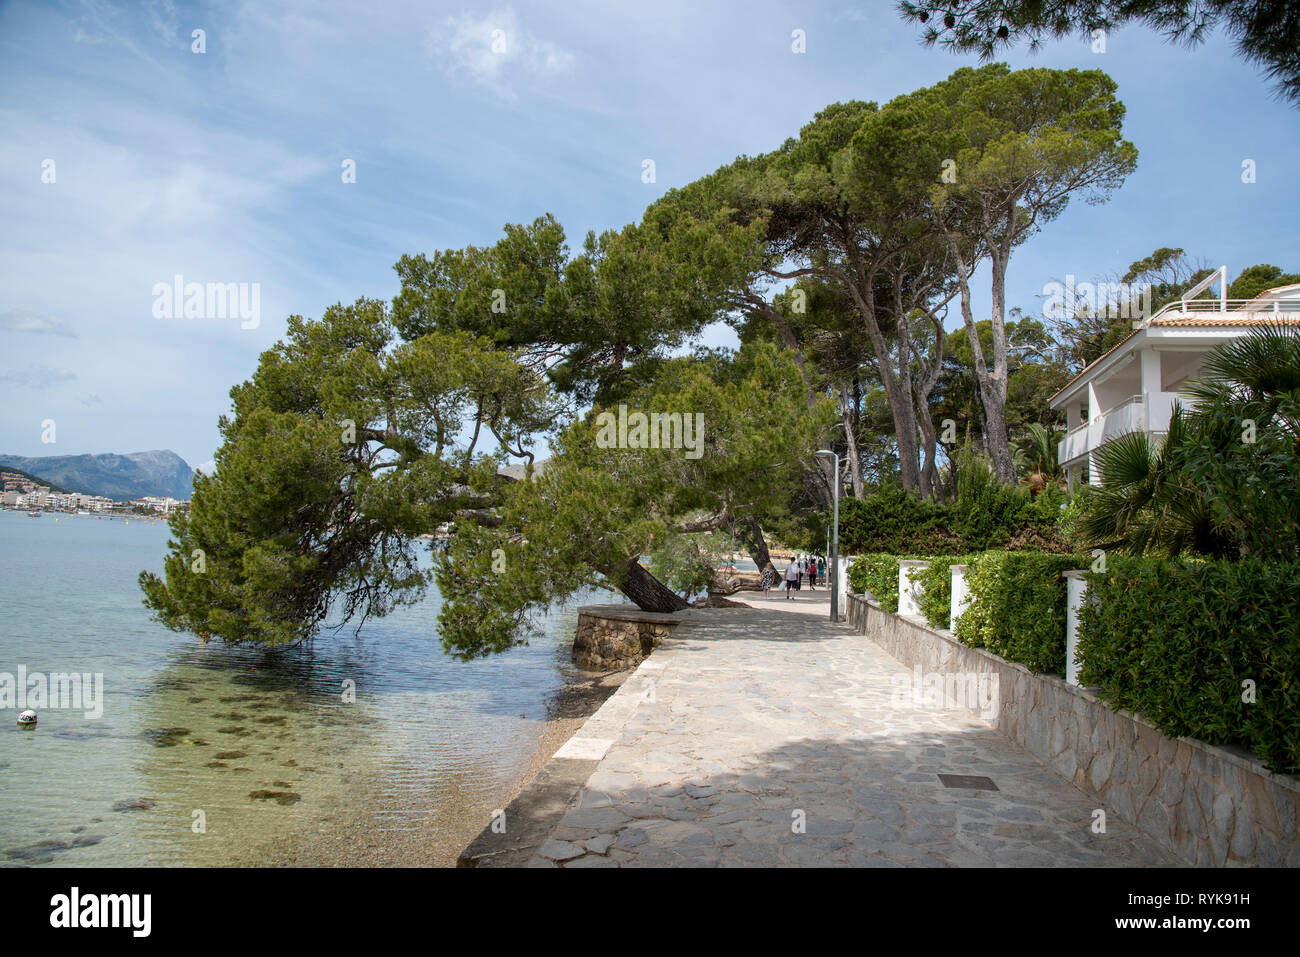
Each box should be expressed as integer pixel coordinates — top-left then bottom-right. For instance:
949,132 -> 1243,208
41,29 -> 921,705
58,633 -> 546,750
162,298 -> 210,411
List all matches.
0,450 -> 195,500
0,465 -> 74,494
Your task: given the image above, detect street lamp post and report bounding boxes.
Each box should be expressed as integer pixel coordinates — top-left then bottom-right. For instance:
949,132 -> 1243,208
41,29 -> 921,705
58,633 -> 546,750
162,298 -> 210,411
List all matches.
815,449 -> 840,622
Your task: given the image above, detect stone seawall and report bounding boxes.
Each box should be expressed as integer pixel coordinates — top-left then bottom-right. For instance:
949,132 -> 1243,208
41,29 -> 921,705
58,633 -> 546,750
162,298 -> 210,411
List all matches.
571,604 -> 684,671
846,593 -> 1300,867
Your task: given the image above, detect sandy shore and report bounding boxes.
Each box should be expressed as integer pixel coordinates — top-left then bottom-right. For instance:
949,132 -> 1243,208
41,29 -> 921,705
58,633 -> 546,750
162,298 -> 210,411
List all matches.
234,666 -> 628,868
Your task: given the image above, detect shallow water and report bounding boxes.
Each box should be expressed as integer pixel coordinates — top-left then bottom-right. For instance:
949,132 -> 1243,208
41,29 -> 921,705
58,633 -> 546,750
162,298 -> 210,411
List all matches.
0,510 -> 586,867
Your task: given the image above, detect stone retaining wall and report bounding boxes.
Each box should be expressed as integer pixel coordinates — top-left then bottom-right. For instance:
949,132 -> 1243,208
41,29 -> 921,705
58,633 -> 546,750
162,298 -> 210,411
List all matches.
847,593 -> 1300,867
571,604 -> 684,671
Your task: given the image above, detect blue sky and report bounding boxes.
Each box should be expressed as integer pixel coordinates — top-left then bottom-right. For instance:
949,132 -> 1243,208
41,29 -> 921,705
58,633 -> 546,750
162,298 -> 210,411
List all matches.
2,0 -> 1297,472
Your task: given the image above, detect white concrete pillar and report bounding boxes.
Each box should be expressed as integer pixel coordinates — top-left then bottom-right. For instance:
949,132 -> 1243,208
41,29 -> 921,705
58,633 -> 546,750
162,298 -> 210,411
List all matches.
1086,383 -> 1103,486
1063,570 -> 1088,686
949,564 -> 970,632
1139,349 -> 1161,396
897,560 -> 929,618
837,558 -> 850,616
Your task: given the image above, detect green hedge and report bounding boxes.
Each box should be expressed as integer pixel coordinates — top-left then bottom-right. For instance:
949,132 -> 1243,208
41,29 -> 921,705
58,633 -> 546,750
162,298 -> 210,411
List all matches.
915,556 -> 978,631
835,474 -> 1071,557
838,487 -> 959,555
848,553 -> 900,613
954,551 -> 1086,674
1078,556 -> 1300,774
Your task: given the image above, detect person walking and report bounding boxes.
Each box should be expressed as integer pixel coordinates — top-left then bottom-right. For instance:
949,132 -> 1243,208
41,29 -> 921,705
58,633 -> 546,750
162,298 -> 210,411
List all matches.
784,556 -> 799,600
806,554 -> 816,590
761,561 -> 776,599
817,556 -> 826,585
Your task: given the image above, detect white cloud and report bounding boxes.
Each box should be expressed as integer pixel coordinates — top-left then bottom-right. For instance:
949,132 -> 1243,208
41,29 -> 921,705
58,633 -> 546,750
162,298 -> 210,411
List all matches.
0,365 -> 78,388
142,0 -> 181,46
0,309 -> 77,337
428,6 -> 575,98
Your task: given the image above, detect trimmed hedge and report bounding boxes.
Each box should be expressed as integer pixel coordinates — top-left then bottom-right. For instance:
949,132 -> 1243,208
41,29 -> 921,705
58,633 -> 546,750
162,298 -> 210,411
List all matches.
954,551 -> 1086,674
848,553 -> 900,613
838,487 -> 959,555
835,480 -> 1071,557
915,555 -> 977,631
1078,556 -> 1300,774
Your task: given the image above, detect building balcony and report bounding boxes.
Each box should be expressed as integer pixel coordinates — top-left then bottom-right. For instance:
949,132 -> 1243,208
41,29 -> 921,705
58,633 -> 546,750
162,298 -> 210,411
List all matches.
1058,391 -> 1182,468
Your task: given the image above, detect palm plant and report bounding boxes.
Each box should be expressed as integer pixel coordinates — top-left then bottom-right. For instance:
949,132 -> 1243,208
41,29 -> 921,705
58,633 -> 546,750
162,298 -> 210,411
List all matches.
1012,423 -> 1064,494
1077,408 -> 1231,557
1177,325 -> 1300,558
1181,324 -> 1300,443
1079,325 -> 1300,559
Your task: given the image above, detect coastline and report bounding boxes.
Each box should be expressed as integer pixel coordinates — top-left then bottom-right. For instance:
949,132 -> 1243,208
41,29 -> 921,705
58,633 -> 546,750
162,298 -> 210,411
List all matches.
230,664 -> 628,867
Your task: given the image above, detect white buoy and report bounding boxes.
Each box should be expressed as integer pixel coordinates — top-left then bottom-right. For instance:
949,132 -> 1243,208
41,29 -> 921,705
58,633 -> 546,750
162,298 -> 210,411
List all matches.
17,710 -> 37,728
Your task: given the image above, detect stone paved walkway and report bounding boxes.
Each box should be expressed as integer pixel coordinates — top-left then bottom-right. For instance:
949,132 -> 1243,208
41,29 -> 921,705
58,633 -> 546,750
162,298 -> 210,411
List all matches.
529,593 -> 1182,867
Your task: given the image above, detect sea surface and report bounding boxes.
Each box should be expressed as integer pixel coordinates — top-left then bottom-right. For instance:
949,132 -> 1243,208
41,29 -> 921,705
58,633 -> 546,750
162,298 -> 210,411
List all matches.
0,509 -> 589,867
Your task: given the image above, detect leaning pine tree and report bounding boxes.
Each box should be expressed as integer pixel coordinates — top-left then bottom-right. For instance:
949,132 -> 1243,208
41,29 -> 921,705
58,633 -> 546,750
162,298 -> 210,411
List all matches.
140,295 -> 827,658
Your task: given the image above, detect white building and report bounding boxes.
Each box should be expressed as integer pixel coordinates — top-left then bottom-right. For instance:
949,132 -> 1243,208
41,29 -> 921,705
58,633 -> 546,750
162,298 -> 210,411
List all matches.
1050,268 -> 1300,490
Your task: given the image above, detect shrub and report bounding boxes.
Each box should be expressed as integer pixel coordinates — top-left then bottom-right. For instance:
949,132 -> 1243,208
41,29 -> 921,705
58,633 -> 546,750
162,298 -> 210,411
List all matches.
915,555 -> 977,631
847,556 -> 869,594
848,553 -> 900,612
838,486 -> 958,555
836,470 -> 1071,557
1078,556 -> 1300,774
955,550 -> 1087,673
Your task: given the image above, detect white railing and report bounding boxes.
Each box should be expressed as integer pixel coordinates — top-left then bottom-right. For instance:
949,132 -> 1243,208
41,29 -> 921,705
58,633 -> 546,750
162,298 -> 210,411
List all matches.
1057,392 -> 1189,465
1099,395 -> 1145,441
1059,395 -> 1144,464
1060,422 -> 1089,464
1142,297 -> 1300,326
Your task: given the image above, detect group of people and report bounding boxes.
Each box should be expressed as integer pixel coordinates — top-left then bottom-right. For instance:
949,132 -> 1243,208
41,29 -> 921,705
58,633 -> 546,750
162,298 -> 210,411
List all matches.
760,555 -> 826,600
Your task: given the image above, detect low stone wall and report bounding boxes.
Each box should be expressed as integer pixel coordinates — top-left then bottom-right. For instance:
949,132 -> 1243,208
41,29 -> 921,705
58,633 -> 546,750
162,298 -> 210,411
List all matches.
571,604 -> 684,671
846,593 -> 1300,867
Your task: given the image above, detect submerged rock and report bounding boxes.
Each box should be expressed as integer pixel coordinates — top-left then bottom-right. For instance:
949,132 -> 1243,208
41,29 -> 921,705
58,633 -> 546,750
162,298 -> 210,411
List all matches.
4,839 -> 71,862
111,797 -> 157,812
248,789 -> 301,806
144,727 -> 191,747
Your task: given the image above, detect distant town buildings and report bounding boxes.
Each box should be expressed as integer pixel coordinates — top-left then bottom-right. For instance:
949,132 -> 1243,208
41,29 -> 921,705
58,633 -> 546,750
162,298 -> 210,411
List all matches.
0,472 -> 188,515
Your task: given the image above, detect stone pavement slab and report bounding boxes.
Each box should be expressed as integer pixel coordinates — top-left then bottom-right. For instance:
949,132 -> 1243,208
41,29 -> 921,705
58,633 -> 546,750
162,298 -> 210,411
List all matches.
525,595 -> 1182,867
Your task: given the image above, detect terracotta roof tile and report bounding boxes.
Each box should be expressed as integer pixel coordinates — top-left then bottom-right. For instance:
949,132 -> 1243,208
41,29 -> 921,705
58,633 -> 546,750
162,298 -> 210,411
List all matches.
1049,312 -> 1300,406
1148,315 -> 1300,327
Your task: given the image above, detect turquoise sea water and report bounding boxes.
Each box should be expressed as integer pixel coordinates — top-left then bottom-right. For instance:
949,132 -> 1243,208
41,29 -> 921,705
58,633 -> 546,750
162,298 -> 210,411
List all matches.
0,510 -> 585,866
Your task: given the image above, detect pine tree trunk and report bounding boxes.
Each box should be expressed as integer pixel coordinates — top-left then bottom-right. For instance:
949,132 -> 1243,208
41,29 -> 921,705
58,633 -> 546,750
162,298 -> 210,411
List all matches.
840,386 -> 866,499
606,557 -> 690,612
728,515 -> 772,572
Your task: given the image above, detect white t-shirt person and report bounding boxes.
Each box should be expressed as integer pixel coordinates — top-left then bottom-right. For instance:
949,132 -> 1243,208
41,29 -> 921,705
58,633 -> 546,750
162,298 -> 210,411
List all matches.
784,559 -> 799,599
